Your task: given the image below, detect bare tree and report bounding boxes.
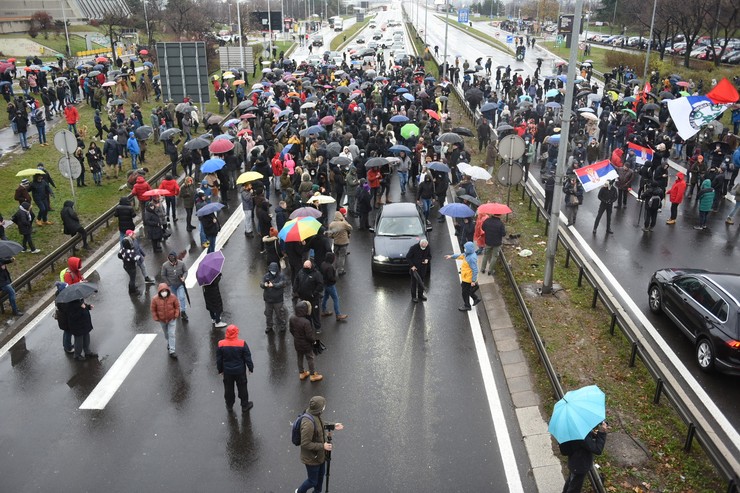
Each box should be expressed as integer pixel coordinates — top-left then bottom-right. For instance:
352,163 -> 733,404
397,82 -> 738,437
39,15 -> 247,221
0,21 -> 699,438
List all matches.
672,0 -> 711,67
98,13 -> 131,64
706,0 -> 739,65
30,11 -> 54,40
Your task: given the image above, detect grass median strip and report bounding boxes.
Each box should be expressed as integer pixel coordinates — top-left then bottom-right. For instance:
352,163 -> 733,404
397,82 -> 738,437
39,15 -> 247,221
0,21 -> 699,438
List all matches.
406,18 -> 726,493
331,18 -> 371,51
434,15 -> 512,56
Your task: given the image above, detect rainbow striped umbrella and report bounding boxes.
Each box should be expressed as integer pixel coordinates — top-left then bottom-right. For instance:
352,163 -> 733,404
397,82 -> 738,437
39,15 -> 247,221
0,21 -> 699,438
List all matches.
278,216 -> 322,242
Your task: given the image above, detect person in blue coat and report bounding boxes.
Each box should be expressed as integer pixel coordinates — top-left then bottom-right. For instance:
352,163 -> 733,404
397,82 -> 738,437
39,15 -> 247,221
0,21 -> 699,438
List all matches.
127,131 -> 140,170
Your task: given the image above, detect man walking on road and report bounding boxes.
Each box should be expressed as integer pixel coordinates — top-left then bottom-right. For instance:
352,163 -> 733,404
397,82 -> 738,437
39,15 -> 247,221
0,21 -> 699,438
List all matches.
161,251 -> 189,321
295,396 -> 344,493
260,262 -> 287,333
592,181 -> 617,235
406,239 -> 431,302
216,324 -> 254,413
151,283 -> 181,358
293,260 -> 324,333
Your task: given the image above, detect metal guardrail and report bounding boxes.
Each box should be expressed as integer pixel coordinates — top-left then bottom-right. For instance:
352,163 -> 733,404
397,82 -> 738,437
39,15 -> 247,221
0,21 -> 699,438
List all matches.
403,11 -> 739,493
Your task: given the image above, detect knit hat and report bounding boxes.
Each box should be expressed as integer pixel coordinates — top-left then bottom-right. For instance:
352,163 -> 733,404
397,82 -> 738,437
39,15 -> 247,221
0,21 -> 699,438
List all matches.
21,179 -> 30,186
125,229 -> 135,236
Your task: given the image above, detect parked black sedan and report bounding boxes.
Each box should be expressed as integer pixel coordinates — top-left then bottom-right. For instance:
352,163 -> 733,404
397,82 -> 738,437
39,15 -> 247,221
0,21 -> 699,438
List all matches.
648,268 -> 740,375
371,203 -> 430,274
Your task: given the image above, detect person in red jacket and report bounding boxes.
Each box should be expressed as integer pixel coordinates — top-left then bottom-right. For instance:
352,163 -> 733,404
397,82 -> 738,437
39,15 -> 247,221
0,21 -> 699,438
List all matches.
610,147 -> 624,168
216,324 -> 254,412
666,172 -> 687,225
63,256 -> 85,285
64,103 -> 79,135
132,175 -> 152,211
271,153 -> 284,193
160,173 -> 181,222
150,283 -> 181,358
367,166 -> 382,207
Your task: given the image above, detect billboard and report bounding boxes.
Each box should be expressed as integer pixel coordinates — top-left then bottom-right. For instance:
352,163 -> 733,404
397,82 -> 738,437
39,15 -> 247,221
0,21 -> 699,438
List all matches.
457,8 -> 469,23
249,11 -> 282,31
558,14 -> 574,34
155,42 -> 210,104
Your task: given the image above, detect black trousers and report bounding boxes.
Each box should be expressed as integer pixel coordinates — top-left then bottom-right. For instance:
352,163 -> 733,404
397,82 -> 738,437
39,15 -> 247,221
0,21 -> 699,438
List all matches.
644,208 -> 659,229
592,203 -> 612,231
223,372 -> 249,409
617,188 -> 628,205
124,264 -> 137,292
461,281 -> 480,308
410,270 -> 426,299
562,471 -> 587,493
669,203 -> 679,220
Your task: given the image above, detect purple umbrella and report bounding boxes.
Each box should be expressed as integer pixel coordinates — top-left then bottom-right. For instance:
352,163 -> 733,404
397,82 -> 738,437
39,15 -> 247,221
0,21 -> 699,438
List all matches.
196,251 -> 225,286
289,207 -> 322,219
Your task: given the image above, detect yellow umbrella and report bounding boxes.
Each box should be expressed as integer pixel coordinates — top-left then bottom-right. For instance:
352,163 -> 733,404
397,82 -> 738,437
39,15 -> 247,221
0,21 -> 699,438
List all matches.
16,169 -> 44,177
222,71 -> 235,79
607,91 -> 619,102
236,171 -> 264,185
212,74 -> 219,80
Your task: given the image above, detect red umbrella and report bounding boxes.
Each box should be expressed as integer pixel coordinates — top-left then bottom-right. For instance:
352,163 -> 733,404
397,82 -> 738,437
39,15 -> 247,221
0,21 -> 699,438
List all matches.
425,109 -> 441,121
96,56 -> 108,63
320,115 -> 335,125
240,113 -> 256,120
676,81 -> 690,88
237,128 -> 252,137
209,139 -> 234,154
139,49 -> 149,55
143,188 -> 174,197
478,203 -> 513,215
8,58 -> 16,63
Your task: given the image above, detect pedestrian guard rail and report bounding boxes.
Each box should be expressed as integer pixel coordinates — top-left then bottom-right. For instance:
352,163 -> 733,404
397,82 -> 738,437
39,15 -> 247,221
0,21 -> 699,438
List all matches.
402,10 -> 740,493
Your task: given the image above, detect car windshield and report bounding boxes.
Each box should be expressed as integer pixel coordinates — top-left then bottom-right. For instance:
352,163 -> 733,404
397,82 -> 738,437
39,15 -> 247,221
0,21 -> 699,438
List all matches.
376,216 -> 423,236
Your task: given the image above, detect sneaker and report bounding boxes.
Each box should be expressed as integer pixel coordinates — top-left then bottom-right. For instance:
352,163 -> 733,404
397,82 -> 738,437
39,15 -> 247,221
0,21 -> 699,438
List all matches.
214,321 -> 228,328
420,295 -> 428,301
31,249 -> 41,254
336,314 -> 349,321
693,226 -> 703,230
309,372 -> 324,382
169,352 -> 178,359
472,298 -> 482,306
13,311 -> 24,316
181,313 -> 188,321
145,277 -> 156,284
299,370 -> 310,380
321,311 -> 333,317
64,347 -> 75,354
726,218 -> 734,225
458,305 -> 472,311
242,401 -> 254,413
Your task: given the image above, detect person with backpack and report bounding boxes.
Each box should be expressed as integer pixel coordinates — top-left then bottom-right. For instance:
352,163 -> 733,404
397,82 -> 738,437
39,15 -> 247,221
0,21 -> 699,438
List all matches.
444,241 -> 482,311
62,256 -> 85,285
293,395 -> 344,493
640,181 -> 664,232
216,324 -> 254,413
119,232 -> 141,294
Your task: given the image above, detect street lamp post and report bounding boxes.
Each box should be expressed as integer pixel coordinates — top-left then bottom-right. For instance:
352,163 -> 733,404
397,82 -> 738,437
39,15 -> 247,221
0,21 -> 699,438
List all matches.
642,0 -> 657,78
424,0 -> 428,45
442,0 -> 450,79
267,0 -> 274,59
236,0 -> 245,70
59,0 -> 72,58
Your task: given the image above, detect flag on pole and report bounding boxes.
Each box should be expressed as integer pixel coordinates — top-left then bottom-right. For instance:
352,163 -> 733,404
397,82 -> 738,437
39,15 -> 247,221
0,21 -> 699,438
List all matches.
574,160 -> 619,192
666,78 -> 739,140
706,78 -> 740,104
628,142 -> 654,164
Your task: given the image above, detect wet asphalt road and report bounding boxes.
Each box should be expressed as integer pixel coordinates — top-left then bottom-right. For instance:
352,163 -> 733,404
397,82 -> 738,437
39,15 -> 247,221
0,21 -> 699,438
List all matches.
0,171 -> 534,491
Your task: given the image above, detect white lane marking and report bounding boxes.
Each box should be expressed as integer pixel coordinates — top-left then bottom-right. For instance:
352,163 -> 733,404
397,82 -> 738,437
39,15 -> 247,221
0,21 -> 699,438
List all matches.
442,216 -> 525,493
185,207 -> 245,289
79,334 -> 157,410
0,245 -> 121,360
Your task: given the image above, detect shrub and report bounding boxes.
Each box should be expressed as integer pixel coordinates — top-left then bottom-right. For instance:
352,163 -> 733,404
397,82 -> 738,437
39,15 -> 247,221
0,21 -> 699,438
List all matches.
28,26 -> 39,38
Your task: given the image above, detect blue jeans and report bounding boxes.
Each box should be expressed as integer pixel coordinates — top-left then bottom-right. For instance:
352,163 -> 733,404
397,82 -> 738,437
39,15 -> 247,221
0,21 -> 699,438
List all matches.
206,234 -> 217,253
398,171 -> 408,193
727,201 -> 740,219
298,462 -> 326,493
699,210 -> 709,227
19,132 -> 28,148
321,284 -> 341,315
131,153 -> 138,170
68,123 -> 77,134
170,284 -> 187,314
159,320 -> 176,353
2,284 -> 19,314
420,198 -> 432,220
36,124 -> 46,144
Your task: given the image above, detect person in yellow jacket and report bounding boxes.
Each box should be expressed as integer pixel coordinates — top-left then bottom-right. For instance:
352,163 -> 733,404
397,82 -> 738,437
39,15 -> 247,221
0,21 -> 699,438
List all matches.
444,241 -> 481,311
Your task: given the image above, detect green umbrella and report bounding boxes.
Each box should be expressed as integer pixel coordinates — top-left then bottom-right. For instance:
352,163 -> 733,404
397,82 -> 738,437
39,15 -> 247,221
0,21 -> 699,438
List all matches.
400,123 -> 420,139
622,109 -> 636,118
679,91 -> 690,97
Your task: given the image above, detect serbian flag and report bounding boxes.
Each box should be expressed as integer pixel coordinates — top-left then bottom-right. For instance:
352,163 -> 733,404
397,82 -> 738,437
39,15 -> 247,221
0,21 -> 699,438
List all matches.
667,78 -> 739,140
574,160 -> 619,192
628,142 -> 654,164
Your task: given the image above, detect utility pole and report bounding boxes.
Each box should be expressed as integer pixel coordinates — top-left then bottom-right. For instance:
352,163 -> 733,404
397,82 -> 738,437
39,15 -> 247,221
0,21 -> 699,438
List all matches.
237,0 -> 245,69
542,0 -> 584,294
642,0 -> 657,77
143,0 -> 151,48
59,0 -> 72,58
442,0 -> 450,79
424,0 -> 428,44
267,0 -> 274,59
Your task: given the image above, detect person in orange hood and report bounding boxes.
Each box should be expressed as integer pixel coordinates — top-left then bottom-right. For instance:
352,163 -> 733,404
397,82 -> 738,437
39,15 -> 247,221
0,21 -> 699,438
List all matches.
150,283 -> 180,358
666,172 -> 687,225
216,324 -> 254,412
63,256 -> 85,285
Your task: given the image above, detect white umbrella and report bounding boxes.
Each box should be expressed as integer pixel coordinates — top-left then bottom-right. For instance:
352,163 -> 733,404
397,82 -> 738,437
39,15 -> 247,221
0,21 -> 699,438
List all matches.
457,162 -> 492,181
581,112 -> 599,121
301,102 -> 316,109
309,194 -> 336,205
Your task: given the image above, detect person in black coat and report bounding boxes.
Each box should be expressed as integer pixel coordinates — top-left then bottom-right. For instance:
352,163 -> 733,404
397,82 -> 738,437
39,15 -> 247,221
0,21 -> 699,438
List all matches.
308,229 -> 331,266
203,272 -> 226,328
216,324 -> 254,412
143,201 -> 163,252
11,202 -> 39,253
114,197 -> 136,242
60,200 -> 90,249
0,257 -> 23,316
56,295 -> 98,361
260,261 -> 286,333
481,214 -> 506,275
103,133 -> 121,178
285,240 -> 307,285
256,201 -> 273,253
289,300 -> 322,381
356,180 -> 372,230
406,239 -> 431,302
559,422 -> 608,493
592,181 -> 618,235
293,260 -> 324,332
200,211 -> 221,254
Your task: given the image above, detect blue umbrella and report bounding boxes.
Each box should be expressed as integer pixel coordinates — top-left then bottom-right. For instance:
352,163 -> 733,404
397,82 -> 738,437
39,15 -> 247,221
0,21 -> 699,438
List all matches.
424,76 -> 436,82
546,88 -> 559,98
389,115 -> 409,123
480,102 -> 497,112
402,93 -> 415,102
557,75 -> 568,83
395,87 -> 408,94
201,158 -> 225,173
389,144 -> 412,153
305,125 -> 324,136
427,161 -> 450,172
274,121 -> 288,133
214,134 -> 235,141
439,203 -> 475,218
547,134 -> 561,144
545,102 -> 561,109
281,143 -> 294,158
143,61 -> 153,67
196,202 -> 226,217
278,108 -> 292,118
548,385 -> 606,444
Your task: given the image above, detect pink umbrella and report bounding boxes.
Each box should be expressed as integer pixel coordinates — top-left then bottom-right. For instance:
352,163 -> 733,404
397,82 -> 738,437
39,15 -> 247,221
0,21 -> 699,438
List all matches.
209,139 -> 234,154
320,115 -> 335,125
143,188 -> 174,197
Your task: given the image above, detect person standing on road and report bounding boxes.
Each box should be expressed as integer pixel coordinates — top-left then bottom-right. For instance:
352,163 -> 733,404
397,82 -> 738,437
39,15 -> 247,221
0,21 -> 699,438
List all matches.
481,214 -> 506,275
559,422 -> 608,493
161,252 -> 189,322
592,181 -> 617,235
56,293 -> 98,362
0,257 -> 24,316
327,211 -> 352,275
445,241 -> 482,311
406,239 -> 431,303
216,324 -> 254,413
119,232 -> 141,294
295,396 -> 345,493
293,260 -> 324,333
640,181 -> 664,232
150,283 -> 181,358
114,197 -> 136,242
695,179 -> 715,230
290,301 -> 323,382
563,176 -> 584,227
665,172 -> 686,225
160,173 -> 180,222
204,273 -> 227,328
320,252 -> 349,322
614,165 -> 633,209
260,262 -> 287,334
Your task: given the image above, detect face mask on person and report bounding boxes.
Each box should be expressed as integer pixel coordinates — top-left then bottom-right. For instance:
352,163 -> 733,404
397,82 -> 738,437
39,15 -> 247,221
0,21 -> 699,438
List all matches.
159,291 -> 169,298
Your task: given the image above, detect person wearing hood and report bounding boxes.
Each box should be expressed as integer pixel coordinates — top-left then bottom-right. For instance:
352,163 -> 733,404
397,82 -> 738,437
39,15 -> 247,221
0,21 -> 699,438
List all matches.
29,173 -> 54,226
11,202 -> 40,253
179,176 -> 196,231
666,172 -> 687,225
256,201 -> 273,253
293,260 -> 324,333
114,197 -> 136,241
592,180 -> 618,235
127,131 -> 141,170
260,262 -> 287,333
150,283 -> 181,358
132,175 -> 152,211
55,290 -> 97,361
200,208 -> 221,253
328,210 -> 352,275
563,176 -> 584,226
320,252 -> 349,321
216,324 -> 254,412
445,241 -> 482,311
356,179 -> 372,230
640,181 -> 664,232
161,251 -> 189,321
289,300 -> 323,382
15,179 -> 31,206
119,230 -> 142,294
695,179 -> 715,230
240,183 -> 255,237
203,272 -> 227,328
62,256 -> 85,285
294,395 -> 344,493
160,173 -> 181,222
345,166 -> 360,216
60,201 -> 90,249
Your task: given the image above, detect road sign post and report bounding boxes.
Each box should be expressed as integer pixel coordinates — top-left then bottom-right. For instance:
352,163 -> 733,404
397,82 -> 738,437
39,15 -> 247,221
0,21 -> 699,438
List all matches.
54,129 -> 79,201
498,134 -> 526,209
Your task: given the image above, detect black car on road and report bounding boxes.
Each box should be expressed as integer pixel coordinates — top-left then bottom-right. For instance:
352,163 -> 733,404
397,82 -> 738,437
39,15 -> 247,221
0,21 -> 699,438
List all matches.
371,203 -> 429,274
648,268 -> 740,375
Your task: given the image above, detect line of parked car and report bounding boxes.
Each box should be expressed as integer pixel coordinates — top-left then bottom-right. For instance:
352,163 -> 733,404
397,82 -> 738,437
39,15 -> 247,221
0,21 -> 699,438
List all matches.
584,33 -> 740,64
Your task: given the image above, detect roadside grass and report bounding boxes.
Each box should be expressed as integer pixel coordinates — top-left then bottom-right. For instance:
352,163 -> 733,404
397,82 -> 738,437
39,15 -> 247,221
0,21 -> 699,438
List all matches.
434,15 -> 513,55
407,19 -> 726,493
0,33 -> 98,56
330,18 -> 371,51
250,40 -> 294,62
541,40 -> 615,76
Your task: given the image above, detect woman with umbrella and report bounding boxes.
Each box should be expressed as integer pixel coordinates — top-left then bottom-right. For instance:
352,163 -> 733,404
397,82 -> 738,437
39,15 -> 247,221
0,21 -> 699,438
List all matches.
55,285 -> 98,361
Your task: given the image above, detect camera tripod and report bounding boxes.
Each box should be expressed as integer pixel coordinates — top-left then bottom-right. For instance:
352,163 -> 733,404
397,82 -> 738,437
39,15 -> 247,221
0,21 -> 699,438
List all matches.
325,431 -> 333,492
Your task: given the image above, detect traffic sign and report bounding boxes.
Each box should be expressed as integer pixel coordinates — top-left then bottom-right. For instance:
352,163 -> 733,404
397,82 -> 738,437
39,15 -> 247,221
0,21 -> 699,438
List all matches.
498,134 -> 526,160
506,35 -> 514,44
54,129 -> 77,155
58,156 -> 82,180
457,8 -> 469,23
497,163 -> 524,186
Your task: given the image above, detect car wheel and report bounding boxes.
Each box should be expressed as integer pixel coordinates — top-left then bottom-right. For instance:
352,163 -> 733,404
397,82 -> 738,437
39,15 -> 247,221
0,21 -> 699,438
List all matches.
648,285 -> 662,313
696,338 -> 715,372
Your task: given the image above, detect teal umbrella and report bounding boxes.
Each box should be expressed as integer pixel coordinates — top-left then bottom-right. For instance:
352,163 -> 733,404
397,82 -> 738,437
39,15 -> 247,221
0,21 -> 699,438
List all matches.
548,385 -> 606,444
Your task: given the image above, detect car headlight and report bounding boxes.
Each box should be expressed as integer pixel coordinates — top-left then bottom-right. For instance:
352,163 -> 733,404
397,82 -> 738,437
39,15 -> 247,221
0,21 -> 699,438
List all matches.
373,255 -> 390,262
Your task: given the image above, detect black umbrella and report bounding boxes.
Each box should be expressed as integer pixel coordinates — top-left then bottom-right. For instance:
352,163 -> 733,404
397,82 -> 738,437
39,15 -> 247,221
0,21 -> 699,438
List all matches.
330,156 -> 352,166
56,282 -> 99,303
464,87 -> 483,106
642,103 -> 659,111
134,125 -> 153,140
576,90 -> 591,99
641,115 -> 660,125
237,100 -> 254,110
0,240 -> 24,258
452,127 -> 474,137
710,141 -> 731,153
659,91 -> 674,100
497,124 -> 514,133
335,86 -> 350,94
412,270 -> 428,293
159,128 -> 181,141
183,137 -> 211,150
365,157 -> 389,168
464,69 -> 476,74
458,194 -> 481,206
439,132 -> 463,144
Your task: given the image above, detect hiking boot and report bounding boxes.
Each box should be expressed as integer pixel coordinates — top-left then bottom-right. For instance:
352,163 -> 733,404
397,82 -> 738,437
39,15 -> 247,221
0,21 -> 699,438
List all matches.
242,402 -> 254,413
726,218 -> 734,225
36,219 -> 44,226
44,221 -> 54,225
299,371 -> 310,381
309,372 -> 323,382
181,313 -> 189,322
666,219 -> 676,225
321,311 -> 333,317
145,277 -> 155,284
336,314 -> 349,321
